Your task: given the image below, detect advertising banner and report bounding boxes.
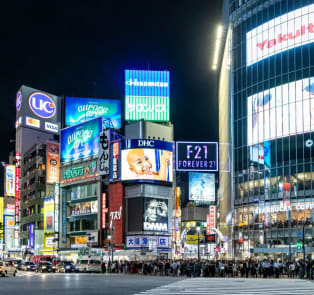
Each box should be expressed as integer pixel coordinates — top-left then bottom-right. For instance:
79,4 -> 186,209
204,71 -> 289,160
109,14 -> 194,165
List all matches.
0,197 -> 3,242
247,77 -> 314,145
5,216 -> 15,250
126,236 -> 170,249
44,197 -> 55,233
60,117 -> 102,163
209,206 -> 216,234
110,141 -> 120,182
176,141 -> 218,172
102,193 -> 108,229
99,130 -> 110,175
62,161 -> 98,184
189,172 -> 215,202
108,183 -> 123,244
61,191 -> 67,243
247,4 -> 314,66
65,96 -> 121,128
71,201 -> 97,216
46,142 -> 60,184
29,223 -> 34,249
5,165 -> 15,197
125,70 -> 170,122
15,153 -> 21,224
121,139 -> 173,183
206,214 -> 210,235
143,198 -> 168,232
16,85 -> 60,134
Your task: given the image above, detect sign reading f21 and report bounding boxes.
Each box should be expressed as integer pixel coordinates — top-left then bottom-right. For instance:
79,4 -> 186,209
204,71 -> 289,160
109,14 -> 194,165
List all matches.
176,141 -> 218,172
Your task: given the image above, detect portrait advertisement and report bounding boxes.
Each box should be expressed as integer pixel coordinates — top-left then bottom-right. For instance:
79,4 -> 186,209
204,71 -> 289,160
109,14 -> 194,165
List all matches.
121,148 -> 173,182
143,198 -> 168,232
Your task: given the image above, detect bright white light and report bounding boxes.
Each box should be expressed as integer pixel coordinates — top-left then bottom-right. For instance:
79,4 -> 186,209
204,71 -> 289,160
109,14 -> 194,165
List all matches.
212,25 -> 223,70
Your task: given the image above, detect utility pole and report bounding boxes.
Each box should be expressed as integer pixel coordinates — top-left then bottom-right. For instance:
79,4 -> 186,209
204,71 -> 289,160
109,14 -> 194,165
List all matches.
302,224 -> 305,260
196,226 -> 200,262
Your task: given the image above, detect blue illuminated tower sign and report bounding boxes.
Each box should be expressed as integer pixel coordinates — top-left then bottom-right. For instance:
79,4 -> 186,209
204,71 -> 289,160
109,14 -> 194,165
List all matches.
125,70 -> 170,122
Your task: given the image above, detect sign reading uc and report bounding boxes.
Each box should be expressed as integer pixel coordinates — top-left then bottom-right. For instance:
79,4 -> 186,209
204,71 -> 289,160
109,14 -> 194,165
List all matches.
28,92 -> 56,119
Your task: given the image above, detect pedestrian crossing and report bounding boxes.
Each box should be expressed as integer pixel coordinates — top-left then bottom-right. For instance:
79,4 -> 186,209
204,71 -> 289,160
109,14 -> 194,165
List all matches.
134,278 -> 314,295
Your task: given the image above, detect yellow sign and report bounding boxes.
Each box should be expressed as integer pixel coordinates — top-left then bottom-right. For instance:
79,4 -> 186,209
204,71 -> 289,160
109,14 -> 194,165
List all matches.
185,221 -> 196,228
186,234 -> 205,245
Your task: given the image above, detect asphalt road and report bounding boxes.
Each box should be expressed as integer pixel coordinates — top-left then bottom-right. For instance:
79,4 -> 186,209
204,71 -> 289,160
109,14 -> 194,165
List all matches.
0,272 -> 182,295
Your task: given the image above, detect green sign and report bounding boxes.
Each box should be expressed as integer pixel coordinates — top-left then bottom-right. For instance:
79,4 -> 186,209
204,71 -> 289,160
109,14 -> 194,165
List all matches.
125,96 -> 169,121
63,161 -> 97,180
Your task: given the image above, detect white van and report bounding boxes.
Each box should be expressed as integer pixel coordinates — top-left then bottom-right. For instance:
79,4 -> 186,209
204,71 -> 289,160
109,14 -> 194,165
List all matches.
76,256 -> 102,273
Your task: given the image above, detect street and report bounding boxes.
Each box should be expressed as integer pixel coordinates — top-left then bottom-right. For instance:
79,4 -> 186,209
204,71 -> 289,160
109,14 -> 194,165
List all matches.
0,273 -> 314,295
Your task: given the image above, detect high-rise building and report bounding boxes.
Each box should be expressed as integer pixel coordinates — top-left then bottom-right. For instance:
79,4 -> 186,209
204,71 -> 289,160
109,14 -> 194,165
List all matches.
218,0 -> 314,259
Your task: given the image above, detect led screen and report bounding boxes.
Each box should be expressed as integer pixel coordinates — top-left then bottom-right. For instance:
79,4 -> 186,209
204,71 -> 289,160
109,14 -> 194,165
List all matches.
125,70 -> 170,122
121,139 -> 173,183
65,97 -> 121,128
143,198 -> 168,232
60,117 -> 102,163
189,172 -> 215,202
248,77 -> 314,145
247,4 -> 314,66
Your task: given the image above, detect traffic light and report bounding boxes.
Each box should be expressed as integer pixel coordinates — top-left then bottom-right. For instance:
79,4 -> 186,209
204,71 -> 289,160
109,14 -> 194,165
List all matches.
297,241 -> 302,250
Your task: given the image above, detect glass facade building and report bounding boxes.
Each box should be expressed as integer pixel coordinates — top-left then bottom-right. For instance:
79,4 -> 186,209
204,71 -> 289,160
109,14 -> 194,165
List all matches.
220,0 -> 314,259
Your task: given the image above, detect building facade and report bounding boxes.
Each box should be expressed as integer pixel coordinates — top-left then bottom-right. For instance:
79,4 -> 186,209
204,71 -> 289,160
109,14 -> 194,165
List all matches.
220,0 -> 314,259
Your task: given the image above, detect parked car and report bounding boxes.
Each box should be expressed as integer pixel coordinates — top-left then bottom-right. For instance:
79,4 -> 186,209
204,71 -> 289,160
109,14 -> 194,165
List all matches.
56,261 -> 76,273
76,256 -> 102,273
0,261 -> 17,277
35,262 -> 56,273
21,261 -> 36,271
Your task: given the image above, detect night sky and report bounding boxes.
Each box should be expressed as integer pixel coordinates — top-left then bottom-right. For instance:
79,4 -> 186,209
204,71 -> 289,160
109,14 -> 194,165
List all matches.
0,0 -> 222,163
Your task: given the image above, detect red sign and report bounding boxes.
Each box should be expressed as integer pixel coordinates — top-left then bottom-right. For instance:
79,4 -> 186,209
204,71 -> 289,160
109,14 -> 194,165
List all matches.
209,206 -> 216,234
206,214 -> 210,235
15,153 -> 21,223
102,193 -> 108,229
108,183 -> 123,245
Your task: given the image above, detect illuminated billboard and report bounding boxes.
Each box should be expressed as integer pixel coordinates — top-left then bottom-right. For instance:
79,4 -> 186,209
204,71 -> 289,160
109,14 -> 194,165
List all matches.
5,165 -> 15,197
189,172 -> 215,202
143,198 -> 168,232
176,141 -> 218,172
16,85 -> 60,133
65,96 -> 121,128
247,4 -> 314,66
248,77 -> 314,145
44,197 -> 55,233
46,142 -> 60,184
125,70 -> 170,121
121,139 -> 173,183
60,117 -> 102,163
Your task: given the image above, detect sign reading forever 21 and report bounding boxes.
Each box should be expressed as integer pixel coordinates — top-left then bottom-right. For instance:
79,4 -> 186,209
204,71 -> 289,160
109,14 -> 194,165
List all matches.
176,141 -> 218,172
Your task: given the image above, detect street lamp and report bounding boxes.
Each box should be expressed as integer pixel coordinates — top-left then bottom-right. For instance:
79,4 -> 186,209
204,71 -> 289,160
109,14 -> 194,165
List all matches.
196,226 -> 201,262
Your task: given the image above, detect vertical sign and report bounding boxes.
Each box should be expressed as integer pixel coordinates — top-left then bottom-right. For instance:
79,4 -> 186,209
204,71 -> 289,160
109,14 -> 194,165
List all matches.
99,130 -> 110,175
209,206 -> 216,234
206,214 -> 211,235
110,141 -> 120,181
5,165 -> 15,197
46,142 -> 60,184
15,153 -> 21,224
29,223 -> 34,249
54,184 -> 59,234
61,191 -> 67,243
102,193 -> 108,229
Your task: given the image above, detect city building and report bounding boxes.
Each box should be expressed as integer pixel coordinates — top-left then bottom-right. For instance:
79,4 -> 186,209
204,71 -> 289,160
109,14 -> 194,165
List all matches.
218,0 -> 314,259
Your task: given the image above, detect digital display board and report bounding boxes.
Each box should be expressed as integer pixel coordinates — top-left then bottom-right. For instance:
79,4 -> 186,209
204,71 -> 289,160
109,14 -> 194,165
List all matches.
247,4 -> 314,66
16,85 -> 60,134
46,142 -> 60,184
65,96 -> 121,128
176,141 -> 218,172
5,165 -> 15,197
125,70 -> 170,121
189,172 -> 215,202
121,139 -> 173,182
247,77 -> 314,145
44,196 -> 55,233
60,117 -> 102,163
143,198 -> 168,232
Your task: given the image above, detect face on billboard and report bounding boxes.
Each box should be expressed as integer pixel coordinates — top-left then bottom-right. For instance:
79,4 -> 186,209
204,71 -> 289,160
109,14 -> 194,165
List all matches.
247,4 -> 314,66
176,142 -> 218,172
125,70 -> 170,122
189,172 -> 215,202
248,77 -> 314,145
65,97 -> 121,128
60,117 -> 102,163
143,198 -> 168,232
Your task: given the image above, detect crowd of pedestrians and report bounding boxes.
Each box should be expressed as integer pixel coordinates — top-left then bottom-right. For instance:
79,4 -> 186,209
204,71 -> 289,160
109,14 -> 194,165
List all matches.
102,258 -> 314,280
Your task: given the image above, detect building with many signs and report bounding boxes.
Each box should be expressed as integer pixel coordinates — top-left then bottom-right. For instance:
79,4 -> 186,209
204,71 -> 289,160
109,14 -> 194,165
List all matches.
218,0 -> 314,259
